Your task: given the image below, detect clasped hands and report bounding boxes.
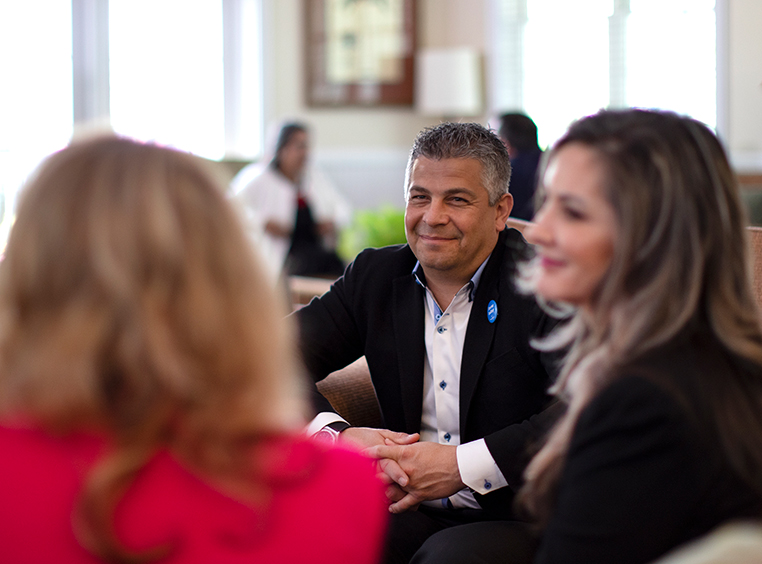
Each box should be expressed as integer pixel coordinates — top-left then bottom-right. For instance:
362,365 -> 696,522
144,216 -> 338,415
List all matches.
340,427 -> 465,513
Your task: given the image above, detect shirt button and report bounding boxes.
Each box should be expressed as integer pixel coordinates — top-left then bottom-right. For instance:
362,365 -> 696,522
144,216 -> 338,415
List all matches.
437,326 -> 446,334
484,480 -> 492,490
444,432 -> 451,442
439,380 -> 447,390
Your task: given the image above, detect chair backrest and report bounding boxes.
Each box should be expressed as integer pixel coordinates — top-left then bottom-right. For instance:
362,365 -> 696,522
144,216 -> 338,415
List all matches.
747,227 -> 762,307
316,357 -> 381,428
649,521 -> 762,564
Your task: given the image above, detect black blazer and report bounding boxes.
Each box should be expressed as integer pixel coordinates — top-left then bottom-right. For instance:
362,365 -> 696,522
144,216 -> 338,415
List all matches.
536,327 -> 762,564
296,228 -> 558,514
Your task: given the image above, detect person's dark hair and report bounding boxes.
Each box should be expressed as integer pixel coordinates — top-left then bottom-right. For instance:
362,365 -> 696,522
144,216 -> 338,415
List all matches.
404,122 -> 511,206
499,113 -> 540,153
270,122 -> 308,171
518,108 -> 762,523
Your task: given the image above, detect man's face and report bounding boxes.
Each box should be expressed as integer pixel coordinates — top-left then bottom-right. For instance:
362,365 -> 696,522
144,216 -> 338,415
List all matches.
405,157 -> 512,285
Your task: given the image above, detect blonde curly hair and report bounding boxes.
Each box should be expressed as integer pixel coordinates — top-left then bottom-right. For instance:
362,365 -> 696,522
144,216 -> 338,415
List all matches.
0,136 -> 307,561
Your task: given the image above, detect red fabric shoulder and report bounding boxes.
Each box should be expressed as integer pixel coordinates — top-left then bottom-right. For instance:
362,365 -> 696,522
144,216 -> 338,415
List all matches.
0,426 -> 387,564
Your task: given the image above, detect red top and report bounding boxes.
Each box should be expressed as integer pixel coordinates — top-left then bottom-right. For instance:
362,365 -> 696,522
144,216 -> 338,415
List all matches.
0,424 -> 387,564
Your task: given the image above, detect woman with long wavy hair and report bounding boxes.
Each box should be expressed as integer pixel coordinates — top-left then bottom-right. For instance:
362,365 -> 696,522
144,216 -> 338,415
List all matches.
519,109 -> 762,563
0,136 -> 386,563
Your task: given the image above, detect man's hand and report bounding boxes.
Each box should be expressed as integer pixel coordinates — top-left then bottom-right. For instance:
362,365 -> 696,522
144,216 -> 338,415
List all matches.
339,427 -> 419,450
376,459 -> 414,509
368,442 -> 464,513
340,427 -> 420,497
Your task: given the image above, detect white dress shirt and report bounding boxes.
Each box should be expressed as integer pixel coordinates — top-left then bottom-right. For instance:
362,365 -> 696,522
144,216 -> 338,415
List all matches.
416,259 -> 509,509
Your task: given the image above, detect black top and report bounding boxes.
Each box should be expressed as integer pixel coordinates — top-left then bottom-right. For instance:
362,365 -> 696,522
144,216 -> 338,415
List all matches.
509,150 -> 542,221
285,193 -> 344,277
536,328 -> 762,564
296,228 -> 559,515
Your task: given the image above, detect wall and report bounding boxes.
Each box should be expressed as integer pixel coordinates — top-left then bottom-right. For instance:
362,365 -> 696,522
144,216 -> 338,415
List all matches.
266,0 -> 487,146
260,0 -> 762,210
728,0 -> 762,172
263,0 -> 488,210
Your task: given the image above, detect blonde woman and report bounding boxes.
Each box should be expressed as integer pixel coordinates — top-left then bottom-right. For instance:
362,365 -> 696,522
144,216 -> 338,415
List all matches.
0,137 -> 386,563
520,109 -> 762,563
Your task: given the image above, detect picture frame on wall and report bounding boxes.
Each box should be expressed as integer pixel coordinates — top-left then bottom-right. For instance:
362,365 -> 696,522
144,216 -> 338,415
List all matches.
304,0 -> 416,107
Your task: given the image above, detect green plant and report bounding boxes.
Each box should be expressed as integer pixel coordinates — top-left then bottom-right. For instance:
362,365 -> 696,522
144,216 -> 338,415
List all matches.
338,206 -> 407,263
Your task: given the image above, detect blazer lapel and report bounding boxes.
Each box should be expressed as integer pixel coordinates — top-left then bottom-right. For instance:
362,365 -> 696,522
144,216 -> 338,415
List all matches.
459,232 -> 507,438
393,274 -> 426,434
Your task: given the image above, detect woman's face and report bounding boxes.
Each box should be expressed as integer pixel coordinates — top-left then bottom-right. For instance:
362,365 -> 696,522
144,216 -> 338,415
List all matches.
525,143 -> 618,310
278,130 -> 309,181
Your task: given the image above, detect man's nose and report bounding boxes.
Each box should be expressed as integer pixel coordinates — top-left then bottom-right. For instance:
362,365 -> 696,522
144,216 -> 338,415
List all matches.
423,199 -> 448,225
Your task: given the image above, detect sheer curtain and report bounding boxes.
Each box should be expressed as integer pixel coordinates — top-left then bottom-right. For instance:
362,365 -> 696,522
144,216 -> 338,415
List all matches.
490,0 -> 718,149
0,2 -> 73,244
0,0 -> 264,250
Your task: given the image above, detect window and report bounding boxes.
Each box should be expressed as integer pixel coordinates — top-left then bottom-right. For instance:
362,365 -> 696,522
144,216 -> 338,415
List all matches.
490,0 -> 719,149
0,0 -> 263,247
109,0 -> 226,159
0,1 -> 73,242
523,0 -> 610,148
108,0 -> 263,160
626,0 -> 716,128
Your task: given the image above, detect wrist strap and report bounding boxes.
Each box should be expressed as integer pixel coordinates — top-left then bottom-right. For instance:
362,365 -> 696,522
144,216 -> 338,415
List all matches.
326,421 -> 351,433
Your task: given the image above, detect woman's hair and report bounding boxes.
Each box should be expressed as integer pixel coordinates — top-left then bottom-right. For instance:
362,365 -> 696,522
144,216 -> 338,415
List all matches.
404,122 -> 511,206
270,121 -> 308,172
0,136 -> 307,560
518,109 -> 762,523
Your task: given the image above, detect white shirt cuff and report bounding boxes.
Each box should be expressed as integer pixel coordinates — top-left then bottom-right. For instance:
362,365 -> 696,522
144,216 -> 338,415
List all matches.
456,439 -> 509,495
306,412 -> 350,437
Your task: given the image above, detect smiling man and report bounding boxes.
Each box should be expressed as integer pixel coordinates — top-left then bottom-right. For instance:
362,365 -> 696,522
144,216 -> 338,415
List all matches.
296,122 -> 559,564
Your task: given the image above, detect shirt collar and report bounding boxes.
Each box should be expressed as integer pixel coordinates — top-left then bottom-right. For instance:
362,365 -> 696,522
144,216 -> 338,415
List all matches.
412,254 -> 491,303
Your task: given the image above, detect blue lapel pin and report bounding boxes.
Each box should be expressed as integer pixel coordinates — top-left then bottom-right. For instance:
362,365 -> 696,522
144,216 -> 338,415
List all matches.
487,300 -> 498,323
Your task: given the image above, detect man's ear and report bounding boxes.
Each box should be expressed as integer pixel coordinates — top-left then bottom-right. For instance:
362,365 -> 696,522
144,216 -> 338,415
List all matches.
495,193 -> 513,230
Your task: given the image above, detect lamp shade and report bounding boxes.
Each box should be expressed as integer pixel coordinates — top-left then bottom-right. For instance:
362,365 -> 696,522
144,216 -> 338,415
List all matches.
415,47 -> 483,117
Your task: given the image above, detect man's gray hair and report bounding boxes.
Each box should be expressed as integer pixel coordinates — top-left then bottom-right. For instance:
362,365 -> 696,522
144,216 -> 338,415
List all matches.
404,122 -> 512,206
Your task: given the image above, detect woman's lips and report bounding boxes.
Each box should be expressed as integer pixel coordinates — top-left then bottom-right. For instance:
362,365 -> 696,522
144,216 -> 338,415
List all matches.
539,255 -> 565,269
